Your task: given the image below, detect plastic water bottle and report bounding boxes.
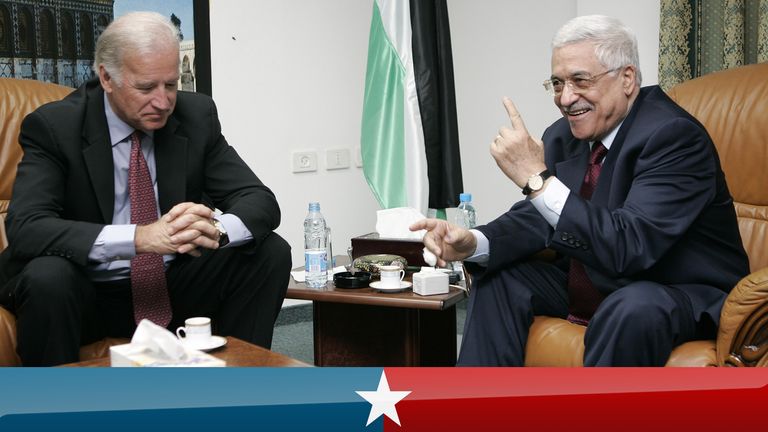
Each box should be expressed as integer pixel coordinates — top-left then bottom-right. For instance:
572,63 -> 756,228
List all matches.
453,193 -> 476,278
455,193 -> 477,229
304,202 -> 327,288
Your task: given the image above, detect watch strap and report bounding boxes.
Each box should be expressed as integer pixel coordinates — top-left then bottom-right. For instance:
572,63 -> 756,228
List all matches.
213,219 -> 229,247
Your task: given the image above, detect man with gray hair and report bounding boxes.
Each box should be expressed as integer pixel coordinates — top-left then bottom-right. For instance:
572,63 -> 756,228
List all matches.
0,12 -> 291,365
412,15 -> 748,366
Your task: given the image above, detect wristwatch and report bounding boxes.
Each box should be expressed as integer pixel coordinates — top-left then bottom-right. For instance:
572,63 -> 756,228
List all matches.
522,169 -> 551,195
213,219 -> 229,247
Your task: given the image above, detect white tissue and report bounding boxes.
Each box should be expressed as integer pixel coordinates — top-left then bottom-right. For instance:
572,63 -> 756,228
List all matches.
129,319 -> 187,361
374,207 -> 439,265
291,266 -> 347,283
375,207 -> 426,239
423,248 -> 437,266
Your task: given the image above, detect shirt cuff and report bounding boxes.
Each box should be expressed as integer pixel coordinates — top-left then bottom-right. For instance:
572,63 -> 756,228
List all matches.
530,177 -> 570,228
215,213 -> 253,247
464,229 -> 489,265
88,224 -> 137,262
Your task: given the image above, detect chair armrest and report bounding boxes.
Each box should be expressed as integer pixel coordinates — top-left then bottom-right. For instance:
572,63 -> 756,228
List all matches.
717,267 -> 768,366
665,340 -> 717,367
0,306 -> 21,366
525,316 -> 585,366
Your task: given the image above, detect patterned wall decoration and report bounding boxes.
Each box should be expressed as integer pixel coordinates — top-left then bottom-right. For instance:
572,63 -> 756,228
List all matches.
0,0 -> 113,87
658,0 -> 768,90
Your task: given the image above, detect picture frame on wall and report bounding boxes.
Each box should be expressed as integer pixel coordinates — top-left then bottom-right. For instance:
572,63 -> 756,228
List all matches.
192,0 -> 211,96
0,0 -> 211,95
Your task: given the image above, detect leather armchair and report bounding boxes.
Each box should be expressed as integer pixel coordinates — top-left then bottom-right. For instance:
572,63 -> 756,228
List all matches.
524,63 -> 768,367
0,78 -> 126,366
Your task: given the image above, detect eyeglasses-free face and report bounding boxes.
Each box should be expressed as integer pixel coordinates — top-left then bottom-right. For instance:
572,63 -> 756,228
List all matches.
542,67 -> 620,96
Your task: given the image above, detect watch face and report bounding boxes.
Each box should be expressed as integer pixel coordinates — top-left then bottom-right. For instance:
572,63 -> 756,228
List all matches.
528,175 -> 544,191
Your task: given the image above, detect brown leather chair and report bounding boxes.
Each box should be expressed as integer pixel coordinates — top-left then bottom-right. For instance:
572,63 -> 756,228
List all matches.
523,63 -> 768,367
0,78 -> 127,366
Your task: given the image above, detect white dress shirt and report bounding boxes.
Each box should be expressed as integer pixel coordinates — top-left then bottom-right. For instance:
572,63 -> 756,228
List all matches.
466,124 -> 621,265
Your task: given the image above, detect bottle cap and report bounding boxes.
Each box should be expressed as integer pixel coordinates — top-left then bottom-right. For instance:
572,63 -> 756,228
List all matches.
309,202 -> 320,211
459,193 -> 472,202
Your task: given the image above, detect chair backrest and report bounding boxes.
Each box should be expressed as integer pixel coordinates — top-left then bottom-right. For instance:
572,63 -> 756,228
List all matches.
667,63 -> 768,272
0,78 -> 73,251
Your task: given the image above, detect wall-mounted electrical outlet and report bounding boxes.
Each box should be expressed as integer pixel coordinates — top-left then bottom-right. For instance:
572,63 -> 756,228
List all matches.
292,151 -> 318,173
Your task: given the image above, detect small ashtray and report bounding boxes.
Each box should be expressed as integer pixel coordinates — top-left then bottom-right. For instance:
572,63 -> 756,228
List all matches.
333,271 -> 372,289
436,268 -> 462,284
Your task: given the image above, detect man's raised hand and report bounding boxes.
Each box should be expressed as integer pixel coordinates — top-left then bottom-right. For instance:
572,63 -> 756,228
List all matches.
490,97 -> 546,187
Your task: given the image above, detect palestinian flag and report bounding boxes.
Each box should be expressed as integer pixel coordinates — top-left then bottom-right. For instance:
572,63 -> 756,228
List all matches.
360,0 -> 463,218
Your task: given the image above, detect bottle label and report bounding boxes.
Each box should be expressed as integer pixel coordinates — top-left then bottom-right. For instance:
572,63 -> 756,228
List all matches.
305,249 -> 328,274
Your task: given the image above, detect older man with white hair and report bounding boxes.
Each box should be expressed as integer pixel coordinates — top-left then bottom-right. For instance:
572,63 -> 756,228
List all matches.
1,12 -> 290,366
412,15 -> 748,366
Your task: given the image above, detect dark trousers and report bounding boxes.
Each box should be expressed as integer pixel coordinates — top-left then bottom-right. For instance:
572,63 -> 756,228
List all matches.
457,261 -> 724,366
8,232 -> 291,366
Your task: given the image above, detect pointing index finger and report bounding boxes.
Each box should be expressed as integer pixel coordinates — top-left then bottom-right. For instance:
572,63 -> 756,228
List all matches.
503,97 -> 529,133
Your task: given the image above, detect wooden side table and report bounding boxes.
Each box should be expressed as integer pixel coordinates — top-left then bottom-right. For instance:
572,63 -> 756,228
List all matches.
287,260 -> 466,366
62,337 -> 309,367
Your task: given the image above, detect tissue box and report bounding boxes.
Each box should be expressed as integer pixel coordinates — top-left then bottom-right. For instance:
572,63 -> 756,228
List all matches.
351,232 -> 427,267
413,271 -> 449,296
109,343 -> 226,367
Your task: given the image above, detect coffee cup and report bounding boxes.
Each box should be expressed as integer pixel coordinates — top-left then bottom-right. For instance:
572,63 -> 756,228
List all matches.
378,265 -> 405,288
176,317 -> 212,344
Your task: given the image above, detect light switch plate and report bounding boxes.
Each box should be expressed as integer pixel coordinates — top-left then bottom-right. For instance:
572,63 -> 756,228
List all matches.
326,148 -> 350,170
355,146 -> 363,168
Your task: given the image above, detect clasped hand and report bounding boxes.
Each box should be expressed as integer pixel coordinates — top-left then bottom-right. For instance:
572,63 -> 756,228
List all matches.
134,202 -> 220,257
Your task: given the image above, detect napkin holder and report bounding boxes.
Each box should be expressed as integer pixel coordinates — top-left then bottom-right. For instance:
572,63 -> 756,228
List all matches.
110,343 -> 225,367
351,232 -> 427,267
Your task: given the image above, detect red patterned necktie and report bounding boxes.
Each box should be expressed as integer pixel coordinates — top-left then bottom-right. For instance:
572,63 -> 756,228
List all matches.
566,141 -> 608,325
129,131 -> 172,327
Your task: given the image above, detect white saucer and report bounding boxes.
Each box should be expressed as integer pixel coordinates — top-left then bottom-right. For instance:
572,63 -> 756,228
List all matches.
180,335 -> 227,352
370,281 -> 413,292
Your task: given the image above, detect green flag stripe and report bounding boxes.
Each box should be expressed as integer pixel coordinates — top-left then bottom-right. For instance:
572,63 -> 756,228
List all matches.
361,1 -> 408,209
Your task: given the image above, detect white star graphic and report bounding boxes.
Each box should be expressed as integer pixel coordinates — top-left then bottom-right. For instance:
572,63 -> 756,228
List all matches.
356,371 -> 412,426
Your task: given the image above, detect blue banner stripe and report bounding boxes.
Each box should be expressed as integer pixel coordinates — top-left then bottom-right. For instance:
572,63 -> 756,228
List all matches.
0,403 -> 383,432
0,368 -> 383,418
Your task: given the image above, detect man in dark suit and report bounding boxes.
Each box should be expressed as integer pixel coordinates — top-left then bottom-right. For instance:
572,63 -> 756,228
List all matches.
0,12 -> 291,365
411,15 -> 749,366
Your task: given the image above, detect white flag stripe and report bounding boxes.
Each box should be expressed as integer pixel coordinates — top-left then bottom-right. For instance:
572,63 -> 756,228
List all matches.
363,0 -> 429,216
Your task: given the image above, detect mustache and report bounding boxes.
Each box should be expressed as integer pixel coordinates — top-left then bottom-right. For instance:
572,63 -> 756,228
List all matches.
562,103 -> 593,115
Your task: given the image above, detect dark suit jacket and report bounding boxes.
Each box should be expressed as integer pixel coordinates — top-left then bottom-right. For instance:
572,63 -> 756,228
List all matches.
474,86 -> 749,318
1,78 -> 281,279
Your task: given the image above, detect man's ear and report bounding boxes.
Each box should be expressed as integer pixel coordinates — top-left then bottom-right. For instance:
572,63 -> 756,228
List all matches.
621,65 -> 637,95
98,64 -> 113,93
